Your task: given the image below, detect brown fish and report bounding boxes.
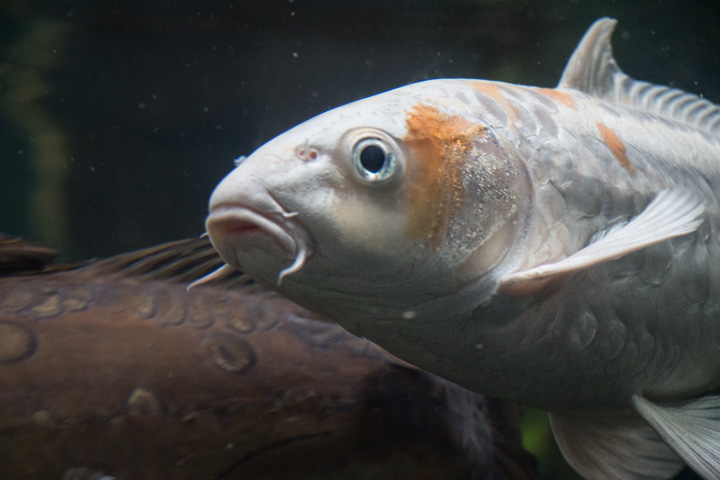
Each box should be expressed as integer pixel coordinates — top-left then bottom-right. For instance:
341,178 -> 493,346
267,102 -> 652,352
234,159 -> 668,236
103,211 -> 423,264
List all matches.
0,234 -> 537,480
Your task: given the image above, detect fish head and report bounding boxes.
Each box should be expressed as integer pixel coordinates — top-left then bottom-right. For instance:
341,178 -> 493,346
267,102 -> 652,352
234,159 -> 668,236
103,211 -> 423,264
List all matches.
206,81 -> 530,322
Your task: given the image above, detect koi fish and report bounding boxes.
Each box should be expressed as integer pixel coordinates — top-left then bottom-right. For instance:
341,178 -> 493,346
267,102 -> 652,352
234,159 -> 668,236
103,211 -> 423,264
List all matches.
201,17 -> 720,480
0,234 -> 536,480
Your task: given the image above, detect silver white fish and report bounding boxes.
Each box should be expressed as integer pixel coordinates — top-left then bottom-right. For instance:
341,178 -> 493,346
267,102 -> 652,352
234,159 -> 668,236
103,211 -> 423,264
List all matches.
200,18 -> 720,479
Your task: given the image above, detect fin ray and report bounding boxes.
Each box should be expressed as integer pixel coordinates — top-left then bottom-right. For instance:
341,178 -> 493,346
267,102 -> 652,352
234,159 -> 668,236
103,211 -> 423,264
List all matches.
633,395 -> 720,479
500,188 -> 705,290
558,18 -> 720,134
87,237 -> 250,288
0,233 -> 63,274
549,409 -> 683,479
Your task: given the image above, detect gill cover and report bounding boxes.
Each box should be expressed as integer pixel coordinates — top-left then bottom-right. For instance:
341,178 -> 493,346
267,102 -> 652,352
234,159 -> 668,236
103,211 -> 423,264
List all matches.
397,104 -> 530,282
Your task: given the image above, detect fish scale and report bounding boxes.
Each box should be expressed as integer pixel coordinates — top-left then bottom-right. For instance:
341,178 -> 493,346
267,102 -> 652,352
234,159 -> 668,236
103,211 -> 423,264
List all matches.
202,18 -> 720,479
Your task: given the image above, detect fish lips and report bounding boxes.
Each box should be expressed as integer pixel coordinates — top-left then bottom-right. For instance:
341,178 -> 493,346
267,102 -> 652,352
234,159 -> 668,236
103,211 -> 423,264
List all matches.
206,205 -> 306,278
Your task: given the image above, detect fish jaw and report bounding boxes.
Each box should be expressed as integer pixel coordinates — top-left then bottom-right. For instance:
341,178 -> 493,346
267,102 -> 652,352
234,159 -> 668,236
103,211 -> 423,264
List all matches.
206,176 -> 312,287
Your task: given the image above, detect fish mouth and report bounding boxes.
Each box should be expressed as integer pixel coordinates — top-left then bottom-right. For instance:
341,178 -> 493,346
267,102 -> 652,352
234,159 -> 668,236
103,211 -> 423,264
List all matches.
206,204 -> 310,284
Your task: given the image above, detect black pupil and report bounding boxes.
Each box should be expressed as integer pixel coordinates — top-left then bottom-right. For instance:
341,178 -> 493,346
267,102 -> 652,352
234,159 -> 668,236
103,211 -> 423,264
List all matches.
359,145 -> 386,173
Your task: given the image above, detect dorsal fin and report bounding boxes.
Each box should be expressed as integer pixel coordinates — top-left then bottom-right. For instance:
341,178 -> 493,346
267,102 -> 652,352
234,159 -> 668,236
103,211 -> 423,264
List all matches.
0,233 -> 68,276
0,232 -> 256,289
558,18 -> 720,135
87,237 -> 252,289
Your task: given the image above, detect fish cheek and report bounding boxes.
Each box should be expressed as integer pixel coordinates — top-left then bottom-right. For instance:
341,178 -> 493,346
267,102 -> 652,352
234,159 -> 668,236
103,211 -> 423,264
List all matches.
332,187 -> 418,260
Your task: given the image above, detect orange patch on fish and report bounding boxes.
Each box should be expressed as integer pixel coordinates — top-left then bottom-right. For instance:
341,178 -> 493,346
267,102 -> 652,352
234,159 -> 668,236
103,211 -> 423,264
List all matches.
535,88 -> 576,109
596,121 -> 634,173
468,82 -> 517,124
403,104 -> 486,249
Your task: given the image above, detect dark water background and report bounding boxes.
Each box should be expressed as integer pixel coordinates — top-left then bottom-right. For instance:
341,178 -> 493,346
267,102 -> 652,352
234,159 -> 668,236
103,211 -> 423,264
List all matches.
2,1 -> 718,261
1,1 -> 718,478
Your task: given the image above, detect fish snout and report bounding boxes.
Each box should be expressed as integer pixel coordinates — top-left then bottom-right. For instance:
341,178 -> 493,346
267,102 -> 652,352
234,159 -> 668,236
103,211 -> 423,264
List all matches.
206,177 -> 311,284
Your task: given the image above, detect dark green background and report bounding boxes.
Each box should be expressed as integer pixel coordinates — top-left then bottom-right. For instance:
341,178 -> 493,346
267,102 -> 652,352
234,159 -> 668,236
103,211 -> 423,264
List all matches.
1,1 -> 718,478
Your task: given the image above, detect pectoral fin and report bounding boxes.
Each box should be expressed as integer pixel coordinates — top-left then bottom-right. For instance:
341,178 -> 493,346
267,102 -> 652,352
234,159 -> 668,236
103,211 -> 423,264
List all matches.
549,409 -> 684,479
633,394 -> 720,479
500,188 -> 705,292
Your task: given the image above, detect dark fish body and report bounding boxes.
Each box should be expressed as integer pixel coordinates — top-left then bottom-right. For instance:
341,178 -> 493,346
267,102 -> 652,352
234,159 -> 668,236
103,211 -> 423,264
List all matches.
0,235 -> 536,480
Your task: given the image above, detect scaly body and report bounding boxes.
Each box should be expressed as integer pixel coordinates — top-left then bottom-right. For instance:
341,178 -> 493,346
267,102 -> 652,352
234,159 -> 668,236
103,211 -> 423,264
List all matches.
201,19 -> 720,479
345,77 -> 720,410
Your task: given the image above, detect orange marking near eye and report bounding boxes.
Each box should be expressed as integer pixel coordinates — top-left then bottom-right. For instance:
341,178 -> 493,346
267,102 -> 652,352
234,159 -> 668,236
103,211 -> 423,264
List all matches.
596,121 -> 634,173
403,104 -> 486,249
535,88 -> 576,109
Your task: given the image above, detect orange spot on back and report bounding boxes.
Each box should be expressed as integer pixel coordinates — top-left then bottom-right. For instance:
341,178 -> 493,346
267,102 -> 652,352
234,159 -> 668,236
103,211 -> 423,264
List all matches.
468,81 -> 519,125
535,88 -> 576,109
596,121 -> 634,173
403,104 -> 486,248
469,82 -> 507,104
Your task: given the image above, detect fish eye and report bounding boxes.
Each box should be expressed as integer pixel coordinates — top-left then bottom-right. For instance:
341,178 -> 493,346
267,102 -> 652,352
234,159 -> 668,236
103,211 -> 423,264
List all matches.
351,137 -> 400,184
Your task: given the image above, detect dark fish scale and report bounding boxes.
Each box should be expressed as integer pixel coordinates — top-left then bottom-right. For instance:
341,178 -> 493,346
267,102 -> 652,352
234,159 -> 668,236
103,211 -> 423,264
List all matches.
216,298 -> 255,333
203,332 -> 257,374
1,286 -> 34,313
152,287 -> 186,326
0,321 -> 37,363
61,286 -> 94,312
125,387 -> 166,417
185,292 -> 215,329
134,291 -> 157,319
29,293 -> 63,318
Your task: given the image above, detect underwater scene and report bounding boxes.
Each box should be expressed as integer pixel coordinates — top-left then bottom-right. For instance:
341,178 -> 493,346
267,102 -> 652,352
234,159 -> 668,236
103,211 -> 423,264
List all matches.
1,1 -> 719,479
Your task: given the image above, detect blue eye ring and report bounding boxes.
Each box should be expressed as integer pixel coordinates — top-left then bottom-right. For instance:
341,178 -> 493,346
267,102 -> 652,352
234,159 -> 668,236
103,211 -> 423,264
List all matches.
351,137 -> 399,184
